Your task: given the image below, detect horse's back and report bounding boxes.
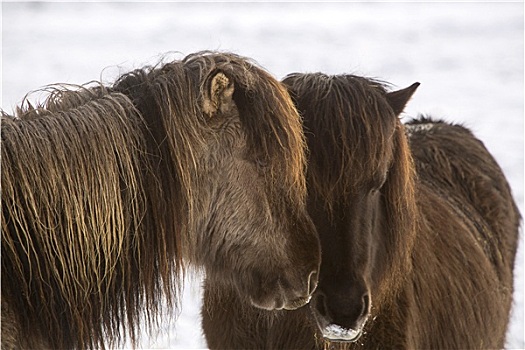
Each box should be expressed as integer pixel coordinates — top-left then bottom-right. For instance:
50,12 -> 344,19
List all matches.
406,117 -> 520,272
405,117 -> 520,348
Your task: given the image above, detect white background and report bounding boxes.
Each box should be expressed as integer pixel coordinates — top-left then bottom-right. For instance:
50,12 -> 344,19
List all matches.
2,2 -> 523,349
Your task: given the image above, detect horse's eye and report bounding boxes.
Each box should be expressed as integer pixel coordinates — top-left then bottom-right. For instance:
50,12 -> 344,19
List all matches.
369,179 -> 385,194
255,158 -> 269,169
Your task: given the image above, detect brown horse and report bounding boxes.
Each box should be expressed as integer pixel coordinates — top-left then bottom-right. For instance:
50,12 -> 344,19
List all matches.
1,52 -> 320,349
202,73 -> 520,349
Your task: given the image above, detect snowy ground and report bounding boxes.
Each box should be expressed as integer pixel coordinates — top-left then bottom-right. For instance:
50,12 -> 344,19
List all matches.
2,2 -> 523,349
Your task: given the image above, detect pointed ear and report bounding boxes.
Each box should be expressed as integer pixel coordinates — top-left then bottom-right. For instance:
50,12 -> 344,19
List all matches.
203,71 -> 235,118
385,82 -> 420,116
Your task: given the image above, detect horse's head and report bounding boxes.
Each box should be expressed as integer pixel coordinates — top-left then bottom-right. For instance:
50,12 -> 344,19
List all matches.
283,73 -> 418,341
189,54 -> 321,310
177,53 -> 320,311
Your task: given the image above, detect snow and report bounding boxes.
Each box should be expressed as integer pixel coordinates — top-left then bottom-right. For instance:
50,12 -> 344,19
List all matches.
2,2 -> 523,349
322,323 -> 361,342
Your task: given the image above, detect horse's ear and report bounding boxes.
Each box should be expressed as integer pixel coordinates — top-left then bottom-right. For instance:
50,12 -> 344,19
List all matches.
385,82 -> 420,116
203,71 -> 235,118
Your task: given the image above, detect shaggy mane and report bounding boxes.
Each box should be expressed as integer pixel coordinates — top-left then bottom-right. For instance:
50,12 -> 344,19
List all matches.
113,52 -> 307,214
2,88 -> 158,349
283,74 -> 397,201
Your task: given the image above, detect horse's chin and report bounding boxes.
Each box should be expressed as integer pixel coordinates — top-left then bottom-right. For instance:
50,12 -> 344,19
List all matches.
321,323 -> 364,342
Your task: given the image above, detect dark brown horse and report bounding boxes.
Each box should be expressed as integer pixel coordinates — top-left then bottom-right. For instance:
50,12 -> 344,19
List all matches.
202,73 -> 520,349
1,52 -> 320,349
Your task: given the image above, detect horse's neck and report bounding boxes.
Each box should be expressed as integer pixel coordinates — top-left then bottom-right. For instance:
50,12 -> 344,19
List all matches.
372,187 -> 418,308
370,194 -> 394,301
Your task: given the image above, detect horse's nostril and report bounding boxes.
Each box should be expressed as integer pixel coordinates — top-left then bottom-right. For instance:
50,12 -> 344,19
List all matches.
307,270 -> 319,295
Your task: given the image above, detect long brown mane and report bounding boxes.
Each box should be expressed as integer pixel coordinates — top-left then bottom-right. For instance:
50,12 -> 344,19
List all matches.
2,52 -> 313,349
285,73 -> 394,199
2,88 -> 157,349
112,52 -> 307,214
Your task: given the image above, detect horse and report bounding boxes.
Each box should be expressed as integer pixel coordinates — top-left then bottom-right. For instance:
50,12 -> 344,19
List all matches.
201,72 -> 520,349
1,52 -> 321,350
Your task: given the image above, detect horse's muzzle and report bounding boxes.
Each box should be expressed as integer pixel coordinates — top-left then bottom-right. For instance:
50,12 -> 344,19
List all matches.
310,289 -> 371,342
